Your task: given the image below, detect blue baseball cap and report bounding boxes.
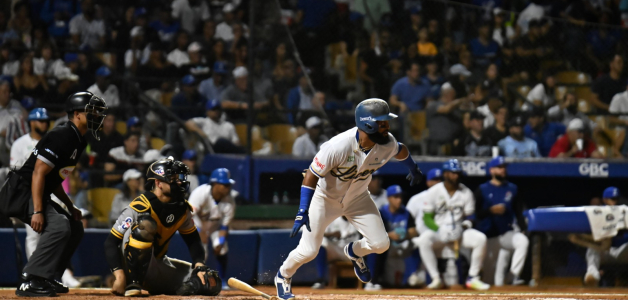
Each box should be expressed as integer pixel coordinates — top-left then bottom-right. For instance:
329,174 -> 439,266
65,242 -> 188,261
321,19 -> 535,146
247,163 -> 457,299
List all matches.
210,168 -> 235,185
386,185 -> 403,196
206,99 -> 221,110
28,107 -> 50,121
127,116 -> 141,129
603,187 -> 620,199
182,150 -> 197,160
442,159 -> 462,173
213,61 -> 228,75
488,156 -> 506,169
181,74 -> 196,86
426,168 -> 442,181
96,66 -> 111,77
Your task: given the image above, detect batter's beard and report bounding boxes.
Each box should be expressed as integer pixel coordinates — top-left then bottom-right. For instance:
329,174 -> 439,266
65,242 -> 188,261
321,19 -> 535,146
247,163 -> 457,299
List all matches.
367,132 -> 390,145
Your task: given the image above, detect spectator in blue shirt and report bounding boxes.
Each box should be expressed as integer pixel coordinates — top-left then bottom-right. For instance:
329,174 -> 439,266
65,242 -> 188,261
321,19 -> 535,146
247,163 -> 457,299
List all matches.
171,75 -> 207,120
523,106 -> 565,157
198,61 -> 229,101
390,62 -> 432,112
150,5 -> 181,43
498,116 -> 541,158
469,22 -> 500,69
369,185 -> 417,290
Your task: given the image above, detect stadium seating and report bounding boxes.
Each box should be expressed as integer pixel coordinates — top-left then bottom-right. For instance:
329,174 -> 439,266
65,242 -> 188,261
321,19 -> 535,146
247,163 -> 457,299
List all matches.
115,121 -> 127,135
265,124 -> 297,155
88,188 -> 121,224
150,137 -> 166,150
556,71 -> 591,84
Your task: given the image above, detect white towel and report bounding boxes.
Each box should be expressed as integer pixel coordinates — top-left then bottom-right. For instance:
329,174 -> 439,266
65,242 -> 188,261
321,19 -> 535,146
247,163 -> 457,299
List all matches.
584,205 -> 628,241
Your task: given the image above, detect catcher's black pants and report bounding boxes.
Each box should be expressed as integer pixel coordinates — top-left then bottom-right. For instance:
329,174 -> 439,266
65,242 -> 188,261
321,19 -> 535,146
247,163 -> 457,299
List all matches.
0,172 -> 84,280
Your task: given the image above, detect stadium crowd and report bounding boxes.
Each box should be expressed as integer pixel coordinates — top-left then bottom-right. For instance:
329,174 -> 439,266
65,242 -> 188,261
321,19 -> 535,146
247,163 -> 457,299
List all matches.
0,1 -> 627,210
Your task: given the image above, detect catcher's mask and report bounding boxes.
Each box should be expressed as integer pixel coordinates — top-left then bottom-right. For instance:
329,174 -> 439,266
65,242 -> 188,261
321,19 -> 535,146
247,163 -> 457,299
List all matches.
145,156 -> 191,193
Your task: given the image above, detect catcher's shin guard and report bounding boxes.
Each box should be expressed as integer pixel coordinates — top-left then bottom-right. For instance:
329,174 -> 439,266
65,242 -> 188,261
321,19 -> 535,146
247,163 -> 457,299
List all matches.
124,216 -> 157,287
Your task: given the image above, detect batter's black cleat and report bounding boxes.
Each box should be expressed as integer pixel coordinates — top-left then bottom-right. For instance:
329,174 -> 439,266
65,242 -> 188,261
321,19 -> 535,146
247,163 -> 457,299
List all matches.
16,275 -> 57,297
47,279 -> 69,294
124,282 -> 142,297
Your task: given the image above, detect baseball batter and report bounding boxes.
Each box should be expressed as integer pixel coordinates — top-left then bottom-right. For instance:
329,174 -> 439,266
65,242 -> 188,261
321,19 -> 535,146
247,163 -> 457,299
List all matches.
416,159 -> 490,290
274,99 -> 424,300
188,168 -> 237,289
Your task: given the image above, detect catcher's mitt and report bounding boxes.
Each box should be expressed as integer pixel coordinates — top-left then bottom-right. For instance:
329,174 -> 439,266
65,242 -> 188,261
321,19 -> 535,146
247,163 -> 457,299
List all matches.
176,265 -> 222,296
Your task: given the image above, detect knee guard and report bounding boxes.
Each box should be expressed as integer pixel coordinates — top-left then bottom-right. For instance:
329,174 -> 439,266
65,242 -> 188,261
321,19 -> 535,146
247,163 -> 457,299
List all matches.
176,265 -> 222,296
124,215 -> 157,286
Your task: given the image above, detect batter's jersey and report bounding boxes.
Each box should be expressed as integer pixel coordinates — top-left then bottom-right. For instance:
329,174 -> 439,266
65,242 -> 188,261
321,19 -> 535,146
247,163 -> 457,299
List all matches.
309,127 -> 399,203
407,190 -> 429,234
16,122 -> 87,196
188,183 -> 237,230
110,192 -> 197,259
422,182 -> 475,228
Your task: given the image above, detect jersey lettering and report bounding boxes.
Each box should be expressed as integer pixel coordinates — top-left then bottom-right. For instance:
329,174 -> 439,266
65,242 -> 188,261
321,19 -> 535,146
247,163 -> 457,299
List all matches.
70,149 -> 77,160
330,165 -> 377,182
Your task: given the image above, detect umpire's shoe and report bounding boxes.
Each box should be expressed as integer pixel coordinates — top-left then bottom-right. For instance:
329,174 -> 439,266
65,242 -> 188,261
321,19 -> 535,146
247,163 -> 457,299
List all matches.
124,282 -> 142,297
47,279 -> 69,293
344,242 -> 371,283
16,274 -> 57,297
274,271 -> 295,300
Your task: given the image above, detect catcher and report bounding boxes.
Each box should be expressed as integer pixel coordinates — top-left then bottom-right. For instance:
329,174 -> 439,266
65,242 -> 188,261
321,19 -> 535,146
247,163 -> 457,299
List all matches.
104,157 -> 221,297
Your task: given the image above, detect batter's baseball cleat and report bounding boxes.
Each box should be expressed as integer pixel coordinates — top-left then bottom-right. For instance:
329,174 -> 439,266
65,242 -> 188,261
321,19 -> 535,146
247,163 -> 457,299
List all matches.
344,242 -> 371,283
426,277 -> 443,289
124,282 -> 142,297
15,274 -> 57,297
47,279 -> 69,293
465,276 -> 490,291
274,271 -> 295,300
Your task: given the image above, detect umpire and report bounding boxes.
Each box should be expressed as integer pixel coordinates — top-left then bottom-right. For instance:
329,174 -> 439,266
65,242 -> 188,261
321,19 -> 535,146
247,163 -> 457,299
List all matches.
0,91 -> 107,297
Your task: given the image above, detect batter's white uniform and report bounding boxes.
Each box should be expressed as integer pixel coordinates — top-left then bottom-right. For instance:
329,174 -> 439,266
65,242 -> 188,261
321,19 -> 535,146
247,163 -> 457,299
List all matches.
322,217 -> 359,262
280,127 -> 399,278
416,182 -> 487,280
188,184 -> 237,256
12,133 -> 67,259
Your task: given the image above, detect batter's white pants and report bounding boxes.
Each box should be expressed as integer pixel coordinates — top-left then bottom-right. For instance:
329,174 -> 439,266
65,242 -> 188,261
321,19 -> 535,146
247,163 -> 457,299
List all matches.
280,193 -> 389,278
416,228 -> 487,279
493,231 -> 529,286
586,243 -> 628,278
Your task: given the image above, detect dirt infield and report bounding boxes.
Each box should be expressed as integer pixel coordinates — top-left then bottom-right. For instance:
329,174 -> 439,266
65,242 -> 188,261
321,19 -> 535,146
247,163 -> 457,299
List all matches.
3,286 -> 628,300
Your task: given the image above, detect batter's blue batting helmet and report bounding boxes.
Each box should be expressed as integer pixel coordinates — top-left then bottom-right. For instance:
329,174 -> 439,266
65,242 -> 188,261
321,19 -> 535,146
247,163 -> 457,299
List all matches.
28,107 -> 50,121
355,98 -> 397,134
210,168 -> 235,185
442,159 -> 462,173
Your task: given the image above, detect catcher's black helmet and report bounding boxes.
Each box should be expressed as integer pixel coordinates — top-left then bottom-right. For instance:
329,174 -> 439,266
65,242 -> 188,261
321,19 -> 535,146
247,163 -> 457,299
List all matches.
145,156 -> 191,192
65,91 -> 108,141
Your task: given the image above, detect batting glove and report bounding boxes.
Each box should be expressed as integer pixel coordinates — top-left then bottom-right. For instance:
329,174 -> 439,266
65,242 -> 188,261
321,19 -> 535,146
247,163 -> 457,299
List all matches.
290,209 -> 311,238
406,163 -> 424,186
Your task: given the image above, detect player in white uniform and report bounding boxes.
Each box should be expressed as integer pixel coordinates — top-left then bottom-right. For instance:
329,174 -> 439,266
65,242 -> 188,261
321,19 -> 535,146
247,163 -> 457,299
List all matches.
405,168 -> 442,286
13,108 -> 82,288
274,99 -> 424,300
311,216 -> 359,289
188,168 -> 237,290
416,159 -> 490,290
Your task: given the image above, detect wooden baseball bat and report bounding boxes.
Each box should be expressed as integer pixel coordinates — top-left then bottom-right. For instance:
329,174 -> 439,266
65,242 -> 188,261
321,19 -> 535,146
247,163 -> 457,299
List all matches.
228,277 -> 276,300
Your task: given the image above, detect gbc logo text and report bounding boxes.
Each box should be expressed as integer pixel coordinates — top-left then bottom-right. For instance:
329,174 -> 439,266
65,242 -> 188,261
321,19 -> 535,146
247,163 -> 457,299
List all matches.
579,163 -> 608,178
359,117 -> 373,121
461,161 -> 486,176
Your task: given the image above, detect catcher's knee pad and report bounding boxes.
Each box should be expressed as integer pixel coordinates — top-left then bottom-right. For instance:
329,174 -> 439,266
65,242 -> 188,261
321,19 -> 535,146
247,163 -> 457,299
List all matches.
125,215 -> 157,285
176,266 -> 222,296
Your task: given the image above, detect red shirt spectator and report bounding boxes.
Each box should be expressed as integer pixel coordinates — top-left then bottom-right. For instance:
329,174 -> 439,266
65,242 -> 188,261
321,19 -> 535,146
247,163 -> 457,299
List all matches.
548,118 -> 602,158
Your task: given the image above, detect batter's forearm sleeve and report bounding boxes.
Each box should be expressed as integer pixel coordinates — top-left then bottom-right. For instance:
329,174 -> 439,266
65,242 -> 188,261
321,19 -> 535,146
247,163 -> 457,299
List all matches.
299,185 -> 315,212
104,233 -> 124,273
181,230 -> 206,266
423,212 -> 439,231
474,188 -> 491,219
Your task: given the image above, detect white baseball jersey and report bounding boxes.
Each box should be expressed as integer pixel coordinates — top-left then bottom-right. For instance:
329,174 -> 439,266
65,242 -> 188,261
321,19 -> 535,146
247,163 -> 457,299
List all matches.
406,190 -> 429,234
188,183 -> 237,231
309,127 -> 399,203
10,133 -> 38,169
422,182 -> 475,228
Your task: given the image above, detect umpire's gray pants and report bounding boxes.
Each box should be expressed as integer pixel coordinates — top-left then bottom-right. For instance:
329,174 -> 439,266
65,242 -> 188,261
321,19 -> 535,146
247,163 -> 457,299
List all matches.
121,231 -> 193,295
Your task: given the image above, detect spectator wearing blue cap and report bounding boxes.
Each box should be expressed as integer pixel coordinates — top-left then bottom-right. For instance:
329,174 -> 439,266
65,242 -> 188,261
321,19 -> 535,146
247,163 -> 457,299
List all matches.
10,108 -> 50,169
171,75 -> 208,120
583,187 -> 628,287
199,61 -> 229,101
405,168 -> 443,287
188,168 -> 239,290
181,150 -> 199,192
185,99 -> 244,154
474,156 -> 528,286
126,116 -> 151,152
69,0 -> 105,50
292,116 -> 328,158
87,66 -> 120,107
368,185 -> 417,290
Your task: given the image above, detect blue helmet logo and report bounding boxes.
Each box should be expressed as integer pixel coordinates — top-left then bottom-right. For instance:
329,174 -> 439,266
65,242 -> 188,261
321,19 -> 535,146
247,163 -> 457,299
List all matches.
355,98 -> 397,134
